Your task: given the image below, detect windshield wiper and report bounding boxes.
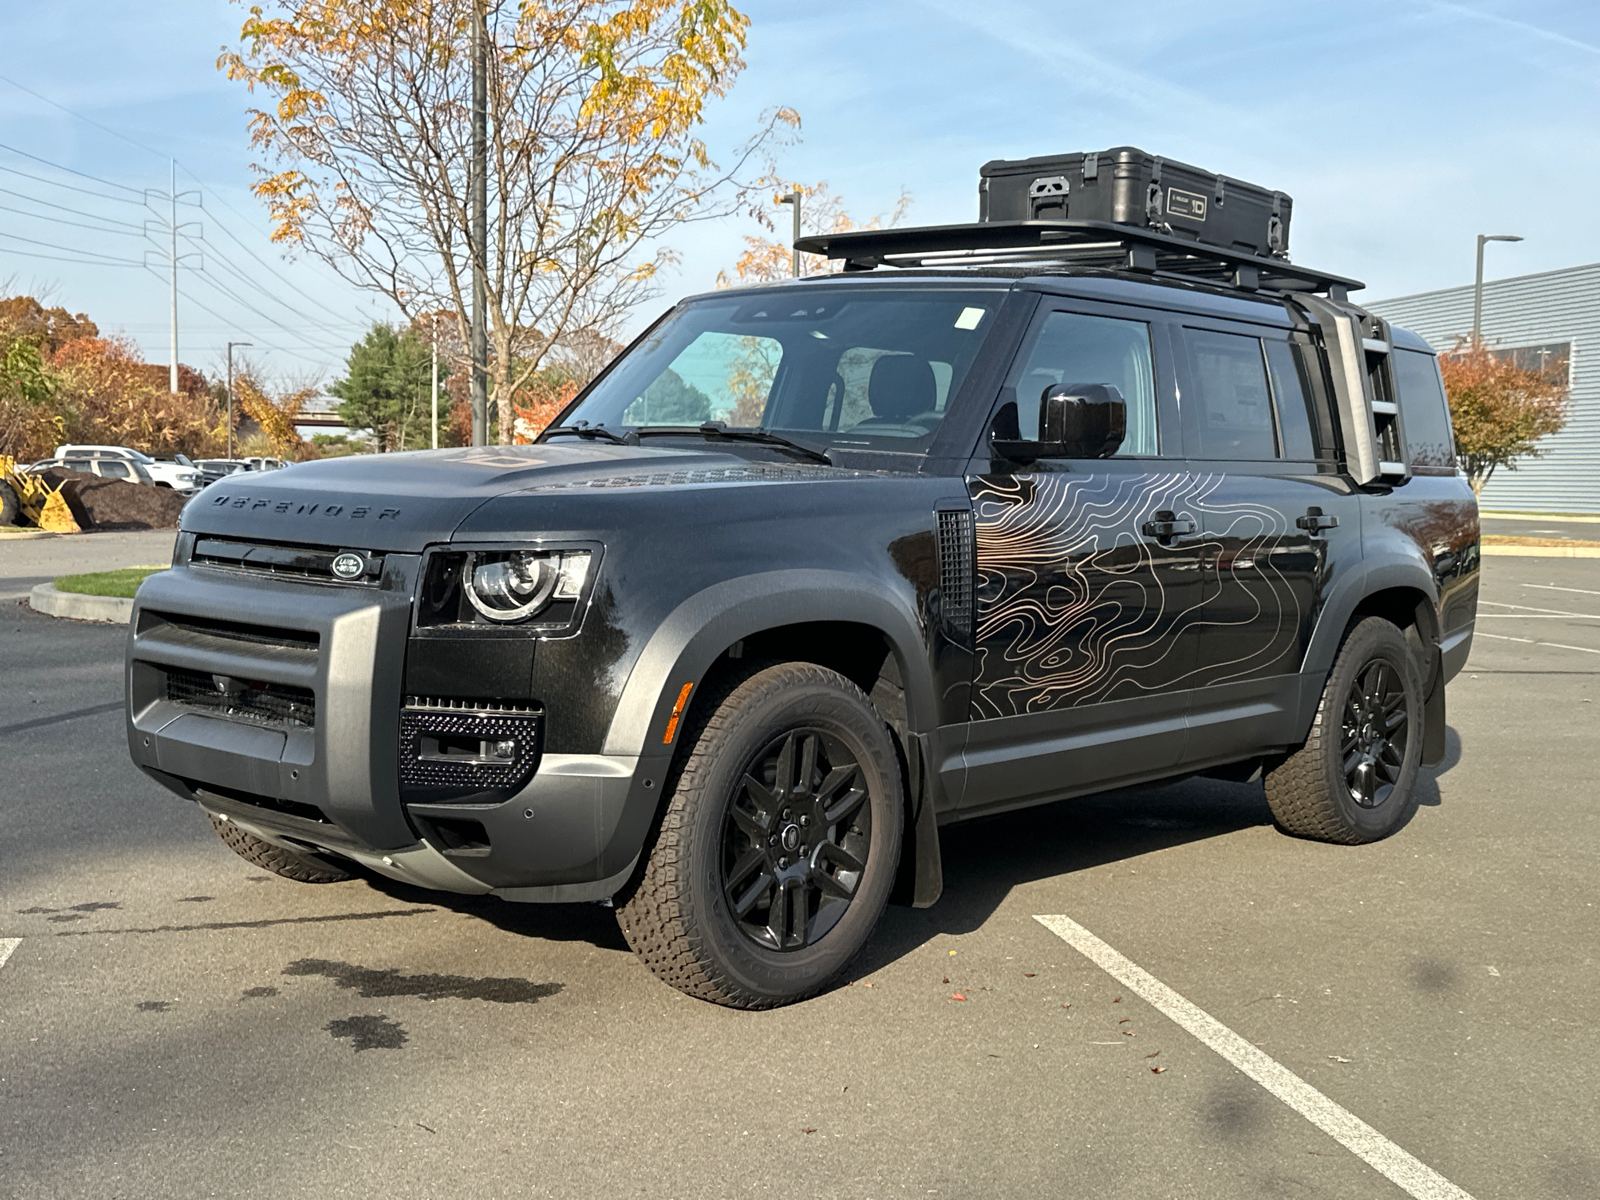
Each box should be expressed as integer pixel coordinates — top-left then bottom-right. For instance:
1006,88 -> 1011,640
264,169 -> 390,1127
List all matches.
542,422 -> 635,446
635,422 -> 832,466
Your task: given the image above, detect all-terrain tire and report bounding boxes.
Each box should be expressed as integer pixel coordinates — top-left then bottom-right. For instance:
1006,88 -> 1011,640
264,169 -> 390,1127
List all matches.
1263,617 -> 1424,845
615,662 -> 904,1009
0,479 -> 20,527
208,814 -> 352,883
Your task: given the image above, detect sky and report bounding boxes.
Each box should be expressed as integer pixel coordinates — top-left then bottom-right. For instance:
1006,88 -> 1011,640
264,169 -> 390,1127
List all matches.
2,0 -> 1597,390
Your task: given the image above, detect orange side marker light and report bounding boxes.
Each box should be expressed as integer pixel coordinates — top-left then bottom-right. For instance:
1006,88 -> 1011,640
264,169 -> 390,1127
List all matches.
662,682 -> 694,744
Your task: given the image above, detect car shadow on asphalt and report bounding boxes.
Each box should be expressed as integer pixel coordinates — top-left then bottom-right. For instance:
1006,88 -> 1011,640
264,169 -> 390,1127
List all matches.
354,724 -> 1467,967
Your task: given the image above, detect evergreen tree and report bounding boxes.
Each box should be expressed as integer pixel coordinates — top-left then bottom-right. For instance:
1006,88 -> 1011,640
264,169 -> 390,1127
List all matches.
329,323 -> 447,451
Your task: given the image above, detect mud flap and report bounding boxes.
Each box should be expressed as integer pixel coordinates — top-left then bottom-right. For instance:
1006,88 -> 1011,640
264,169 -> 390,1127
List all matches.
1421,651 -> 1446,767
891,732 -> 944,908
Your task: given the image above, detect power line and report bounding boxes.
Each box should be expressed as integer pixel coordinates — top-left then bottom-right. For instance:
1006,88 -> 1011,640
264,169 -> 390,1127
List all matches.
0,73 -> 170,162
0,138 -> 143,196
0,229 -> 145,264
0,161 -> 147,206
0,200 -> 145,239
0,245 -> 144,268
0,184 -> 147,229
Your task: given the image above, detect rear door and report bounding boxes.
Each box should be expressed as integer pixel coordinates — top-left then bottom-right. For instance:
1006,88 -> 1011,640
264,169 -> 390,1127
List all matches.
1173,319 -> 1362,763
959,299 -> 1209,812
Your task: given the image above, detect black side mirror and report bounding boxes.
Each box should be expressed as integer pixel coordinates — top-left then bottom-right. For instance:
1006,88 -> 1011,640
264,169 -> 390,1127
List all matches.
992,383 -> 1126,462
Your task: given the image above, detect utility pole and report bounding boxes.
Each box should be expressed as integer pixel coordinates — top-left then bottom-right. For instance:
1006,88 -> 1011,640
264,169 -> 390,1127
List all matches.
144,162 -> 201,393
169,160 -> 179,394
1473,233 -> 1523,348
430,323 -> 439,450
226,342 -> 251,460
470,1 -> 489,445
777,189 -> 802,277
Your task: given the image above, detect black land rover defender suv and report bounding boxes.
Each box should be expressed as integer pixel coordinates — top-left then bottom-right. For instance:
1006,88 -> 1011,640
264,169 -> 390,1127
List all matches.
125,167 -> 1478,1009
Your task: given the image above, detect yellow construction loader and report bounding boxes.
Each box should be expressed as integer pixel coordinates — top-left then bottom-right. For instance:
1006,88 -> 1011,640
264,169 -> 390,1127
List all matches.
0,455 -> 80,533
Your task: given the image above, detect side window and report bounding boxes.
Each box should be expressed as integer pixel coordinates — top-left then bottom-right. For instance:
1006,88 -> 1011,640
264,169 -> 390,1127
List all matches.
1011,311 -> 1160,456
1263,339 -> 1321,460
1391,348 -> 1457,473
97,460 -> 130,479
1182,329 -> 1278,461
620,331 -> 783,427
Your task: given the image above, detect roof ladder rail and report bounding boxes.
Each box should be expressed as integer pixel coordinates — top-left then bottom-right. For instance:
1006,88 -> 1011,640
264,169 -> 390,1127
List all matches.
1290,295 -> 1406,487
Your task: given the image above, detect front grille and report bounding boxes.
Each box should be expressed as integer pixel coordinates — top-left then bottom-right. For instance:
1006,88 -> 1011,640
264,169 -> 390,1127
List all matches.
166,665 -> 316,729
191,536 -> 382,585
399,697 -> 543,802
141,609 -> 319,652
937,508 -> 975,637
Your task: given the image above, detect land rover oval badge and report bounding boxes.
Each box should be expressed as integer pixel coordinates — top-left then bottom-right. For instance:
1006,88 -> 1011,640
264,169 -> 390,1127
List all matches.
330,552 -> 366,580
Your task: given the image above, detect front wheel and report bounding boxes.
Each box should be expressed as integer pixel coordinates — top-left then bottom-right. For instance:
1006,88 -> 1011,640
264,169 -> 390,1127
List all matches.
616,662 -> 904,1009
1263,617 -> 1424,844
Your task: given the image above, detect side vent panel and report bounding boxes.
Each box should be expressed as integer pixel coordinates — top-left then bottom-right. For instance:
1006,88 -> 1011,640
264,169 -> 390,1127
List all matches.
936,508 -> 975,639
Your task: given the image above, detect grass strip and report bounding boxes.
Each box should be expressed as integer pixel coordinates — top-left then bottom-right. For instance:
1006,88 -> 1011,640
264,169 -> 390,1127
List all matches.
54,566 -> 165,598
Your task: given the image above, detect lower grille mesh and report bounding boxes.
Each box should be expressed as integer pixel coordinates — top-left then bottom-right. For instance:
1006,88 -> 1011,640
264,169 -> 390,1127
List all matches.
166,666 -> 316,728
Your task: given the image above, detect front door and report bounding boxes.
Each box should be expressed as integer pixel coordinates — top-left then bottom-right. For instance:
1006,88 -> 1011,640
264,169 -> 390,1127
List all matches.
960,304 -> 1209,813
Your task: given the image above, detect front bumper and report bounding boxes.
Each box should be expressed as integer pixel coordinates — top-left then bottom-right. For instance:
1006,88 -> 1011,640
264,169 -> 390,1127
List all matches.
126,559 -> 644,901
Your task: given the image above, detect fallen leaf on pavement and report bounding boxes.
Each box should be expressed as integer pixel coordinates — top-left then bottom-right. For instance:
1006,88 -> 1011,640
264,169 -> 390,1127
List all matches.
1151,1066 -> 1167,1075
1112,996 -> 1122,1003
1061,1001 -> 1071,1008
1024,973 -> 1036,978
1327,1055 -> 1353,1063
802,1127 -> 817,1134
1145,1051 -> 1159,1059
951,993 -> 967,1001
1118,1017 -> 1130,1024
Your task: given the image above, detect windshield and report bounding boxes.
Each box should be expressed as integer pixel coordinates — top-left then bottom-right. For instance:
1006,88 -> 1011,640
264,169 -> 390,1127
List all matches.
556,287 -> 1006,453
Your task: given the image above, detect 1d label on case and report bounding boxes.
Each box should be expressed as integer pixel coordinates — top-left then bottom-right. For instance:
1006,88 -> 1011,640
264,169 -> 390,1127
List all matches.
1166,187 -> 1208,221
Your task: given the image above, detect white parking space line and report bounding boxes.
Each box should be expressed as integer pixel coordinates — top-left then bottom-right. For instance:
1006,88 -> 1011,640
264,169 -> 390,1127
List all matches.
1526,584 -> 1600,598
0,938 -> 19,971
1479,601 -> 1600,618
1034,915 -> 1476,1200
1475,632 -> 1600,656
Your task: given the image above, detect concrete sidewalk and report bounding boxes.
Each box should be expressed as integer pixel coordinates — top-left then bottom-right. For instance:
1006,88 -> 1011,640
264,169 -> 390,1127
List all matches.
0,529 -> 177,600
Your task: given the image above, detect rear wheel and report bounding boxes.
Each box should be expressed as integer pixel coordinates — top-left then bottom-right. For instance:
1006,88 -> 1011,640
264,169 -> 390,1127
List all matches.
1263,617 -> 1423,844
616,662 -> 903,1009
208,814 -> 352,883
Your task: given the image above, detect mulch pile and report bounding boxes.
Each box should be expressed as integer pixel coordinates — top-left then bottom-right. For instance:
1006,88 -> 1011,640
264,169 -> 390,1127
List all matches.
36,468 -> 188,531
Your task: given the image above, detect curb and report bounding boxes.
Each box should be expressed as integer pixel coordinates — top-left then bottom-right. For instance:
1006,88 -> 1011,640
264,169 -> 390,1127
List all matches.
1481,544 -> 1600,559
28,582 -> 134,623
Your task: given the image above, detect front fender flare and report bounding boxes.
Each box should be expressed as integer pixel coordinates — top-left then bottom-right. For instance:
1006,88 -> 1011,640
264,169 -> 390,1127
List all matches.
603,569 -> 933,759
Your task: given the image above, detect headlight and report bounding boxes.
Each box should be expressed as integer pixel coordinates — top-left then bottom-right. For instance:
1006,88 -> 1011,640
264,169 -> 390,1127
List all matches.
462,550 -> 591,623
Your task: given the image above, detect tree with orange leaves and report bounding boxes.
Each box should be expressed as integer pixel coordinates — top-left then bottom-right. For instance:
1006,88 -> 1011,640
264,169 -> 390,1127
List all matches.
1438,343 -> 1569,496
220,0 -> 795,444
717,181 -> 911,286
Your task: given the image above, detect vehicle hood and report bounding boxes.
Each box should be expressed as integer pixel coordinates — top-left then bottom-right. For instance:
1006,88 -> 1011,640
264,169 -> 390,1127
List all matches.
180,442 -> 847,551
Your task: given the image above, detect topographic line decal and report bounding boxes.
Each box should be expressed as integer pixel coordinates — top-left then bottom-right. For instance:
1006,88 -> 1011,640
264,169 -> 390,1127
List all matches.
970,473 -> 1312,719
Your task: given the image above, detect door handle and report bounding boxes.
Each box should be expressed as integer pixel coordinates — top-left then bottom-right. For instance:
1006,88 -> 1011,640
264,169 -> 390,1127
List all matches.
1142,511 -> 1198,541
1296,507 -> 1339,533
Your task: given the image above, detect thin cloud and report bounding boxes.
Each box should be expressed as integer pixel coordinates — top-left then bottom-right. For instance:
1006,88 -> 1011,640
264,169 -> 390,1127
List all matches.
1423,0 -> 1600,57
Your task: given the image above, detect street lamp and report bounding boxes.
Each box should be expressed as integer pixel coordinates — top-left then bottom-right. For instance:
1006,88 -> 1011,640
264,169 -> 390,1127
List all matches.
1473,234 -> 1523,348
777,190 -> 802,278
226,341 -> 252,459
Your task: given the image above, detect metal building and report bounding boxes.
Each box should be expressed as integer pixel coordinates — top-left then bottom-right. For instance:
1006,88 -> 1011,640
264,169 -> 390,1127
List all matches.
1368,262 -> 1599,515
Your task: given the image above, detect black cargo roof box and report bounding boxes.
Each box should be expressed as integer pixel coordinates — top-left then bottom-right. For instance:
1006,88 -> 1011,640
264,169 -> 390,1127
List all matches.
979,148 -> 1292,259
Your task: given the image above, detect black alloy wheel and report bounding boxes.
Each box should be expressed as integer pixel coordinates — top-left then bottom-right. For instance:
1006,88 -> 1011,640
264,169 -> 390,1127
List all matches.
1341,660 -> 1409,809
721,728 -> 873,952
616,661 -> 903,1008
1263,617 -> 1424,845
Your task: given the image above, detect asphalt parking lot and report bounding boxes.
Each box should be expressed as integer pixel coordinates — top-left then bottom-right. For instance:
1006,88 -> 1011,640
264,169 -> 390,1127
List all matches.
2,550 -> 1597,1200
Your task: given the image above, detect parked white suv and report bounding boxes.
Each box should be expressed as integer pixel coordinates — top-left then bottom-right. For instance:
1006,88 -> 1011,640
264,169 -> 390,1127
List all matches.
52,445 -> 201,492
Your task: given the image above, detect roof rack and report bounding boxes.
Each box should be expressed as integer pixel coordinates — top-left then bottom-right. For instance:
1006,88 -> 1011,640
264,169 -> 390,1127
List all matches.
793,219 -> 1363,300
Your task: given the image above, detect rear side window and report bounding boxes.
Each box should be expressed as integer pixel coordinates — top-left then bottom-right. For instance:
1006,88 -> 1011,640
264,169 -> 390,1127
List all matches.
1182,329 -> 1277,460
97,460 -> 131,480
1264,339 -> 1322,460
1392,348 -> 1456,473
